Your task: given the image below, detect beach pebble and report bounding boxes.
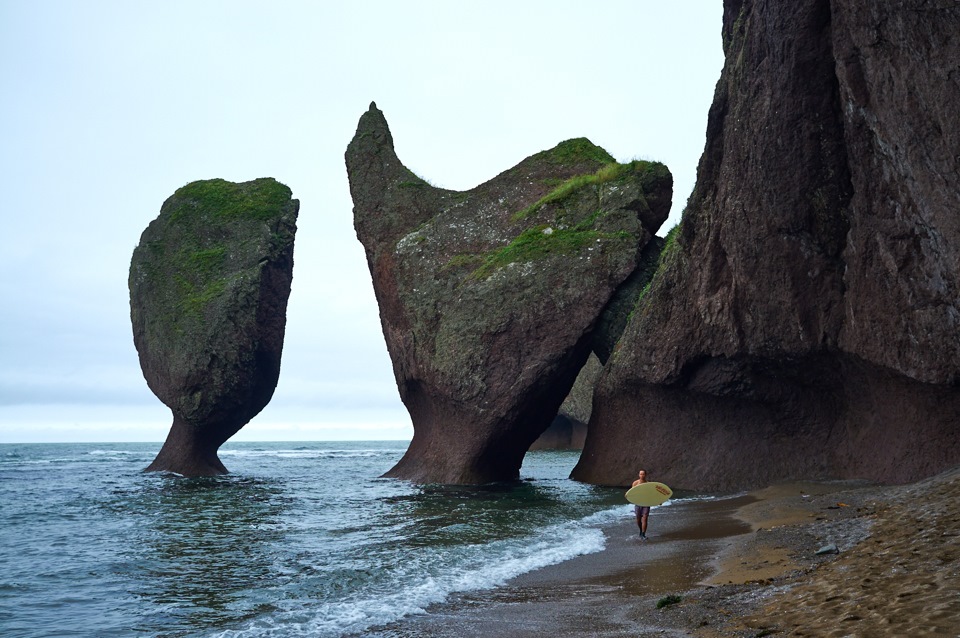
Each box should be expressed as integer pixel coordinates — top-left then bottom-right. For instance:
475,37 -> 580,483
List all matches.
815,543 -> 839,555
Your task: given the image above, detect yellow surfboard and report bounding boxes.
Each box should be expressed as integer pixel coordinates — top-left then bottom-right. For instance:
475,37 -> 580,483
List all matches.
625,481 -> 673,506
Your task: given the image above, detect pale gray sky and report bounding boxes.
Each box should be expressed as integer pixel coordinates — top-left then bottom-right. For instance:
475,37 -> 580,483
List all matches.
0,1 -> 723,442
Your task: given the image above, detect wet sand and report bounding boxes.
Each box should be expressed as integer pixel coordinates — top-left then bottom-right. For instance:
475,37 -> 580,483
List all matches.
367,464 -> 960,637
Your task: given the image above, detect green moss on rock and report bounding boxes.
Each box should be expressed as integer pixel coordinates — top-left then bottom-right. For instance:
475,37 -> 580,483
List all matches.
439,158 -> 671,282
471,226 -> 593,279
515,160 -> 668,222
136,178 -> 295,335
170,178 -> 292,223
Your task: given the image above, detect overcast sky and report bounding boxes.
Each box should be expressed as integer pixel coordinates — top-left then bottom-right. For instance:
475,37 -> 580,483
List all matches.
0,1 -> 723,443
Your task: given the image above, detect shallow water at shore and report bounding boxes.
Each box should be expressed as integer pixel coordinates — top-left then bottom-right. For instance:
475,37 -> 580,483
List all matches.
0,441 -> 684,637
370,468 -> 960,637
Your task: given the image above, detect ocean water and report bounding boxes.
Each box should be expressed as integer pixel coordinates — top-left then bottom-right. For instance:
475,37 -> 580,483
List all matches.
0,441 -> 634,637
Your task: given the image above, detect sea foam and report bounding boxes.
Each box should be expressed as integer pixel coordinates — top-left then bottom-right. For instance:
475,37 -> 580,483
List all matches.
214,506 -> 620,638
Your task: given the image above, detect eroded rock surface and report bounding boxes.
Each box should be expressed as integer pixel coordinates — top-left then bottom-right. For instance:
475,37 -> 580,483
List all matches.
530,352 -> 602,450
573,0 -> 960,490
130,178 -> 298,476
347,103 -> 671,483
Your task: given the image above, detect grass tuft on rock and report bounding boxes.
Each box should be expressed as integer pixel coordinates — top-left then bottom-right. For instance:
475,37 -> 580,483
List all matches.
514,160 -> 667,222
468,222 -> 630,281
540,137 -> 616,165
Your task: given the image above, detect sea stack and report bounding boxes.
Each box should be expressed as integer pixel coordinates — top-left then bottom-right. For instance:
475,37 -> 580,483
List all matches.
129,178 -> 298,476
347,103 -> 671,484
573,0 -> 960,490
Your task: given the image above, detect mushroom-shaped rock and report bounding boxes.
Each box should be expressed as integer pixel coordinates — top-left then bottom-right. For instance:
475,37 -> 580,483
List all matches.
129,178 -> 298,476
347,103 -> 671,484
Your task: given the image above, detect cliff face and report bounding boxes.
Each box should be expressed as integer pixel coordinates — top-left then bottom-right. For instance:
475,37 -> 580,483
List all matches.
347,103 -> 671,483
832,1 -> 960,381
130,178 -> 298,476
572,0 -> 960,490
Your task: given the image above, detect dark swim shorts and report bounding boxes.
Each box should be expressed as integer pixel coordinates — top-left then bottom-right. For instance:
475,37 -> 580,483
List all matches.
635,505 -> 650,516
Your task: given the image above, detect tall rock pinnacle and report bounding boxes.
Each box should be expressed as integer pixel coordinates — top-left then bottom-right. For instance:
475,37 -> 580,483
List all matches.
347,103 -> 671,483
129,178 -> 298,476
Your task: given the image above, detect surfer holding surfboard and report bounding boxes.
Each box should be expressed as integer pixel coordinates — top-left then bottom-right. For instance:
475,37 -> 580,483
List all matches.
631,470 -> 651,539
625,469 -> 673,540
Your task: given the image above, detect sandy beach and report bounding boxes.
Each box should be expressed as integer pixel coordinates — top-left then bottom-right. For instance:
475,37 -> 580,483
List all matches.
370,465 -> 960,637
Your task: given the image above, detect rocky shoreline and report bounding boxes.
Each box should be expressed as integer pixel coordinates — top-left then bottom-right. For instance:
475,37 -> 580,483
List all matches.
369,465 -> 960,636
724,466 -> 960,637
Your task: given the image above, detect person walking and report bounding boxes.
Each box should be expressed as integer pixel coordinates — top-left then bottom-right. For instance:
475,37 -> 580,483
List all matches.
632,469 -> 651,540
